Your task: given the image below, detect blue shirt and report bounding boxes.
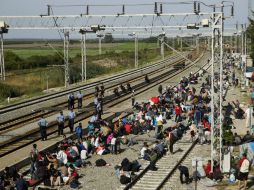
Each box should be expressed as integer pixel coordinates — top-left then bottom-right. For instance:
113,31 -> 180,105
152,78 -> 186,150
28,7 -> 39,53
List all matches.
68,111 -> 76,119
38,118 -> 48,127
77,92 -> 83,99
75,126 -> 82,135
57,114 -> 65,123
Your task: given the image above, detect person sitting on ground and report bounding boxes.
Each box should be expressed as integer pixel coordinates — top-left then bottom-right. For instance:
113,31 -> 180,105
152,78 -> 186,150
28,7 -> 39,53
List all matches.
178,165 -> 190,184
15,174 -> 28,190
140,142 -> 150,160
49,164 -> 61,187
153,140 -> 166,156
203,160 -> 212,177
46,153 -> 58,170
67,164 -> 78,184
233,132 -> 242,145
243,131 -> 252,142
60,163 -> 69,184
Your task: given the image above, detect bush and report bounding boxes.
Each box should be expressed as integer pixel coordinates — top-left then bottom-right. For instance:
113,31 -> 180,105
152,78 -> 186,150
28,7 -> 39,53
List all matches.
0,82 -> 23,100
4,51 -> 23,70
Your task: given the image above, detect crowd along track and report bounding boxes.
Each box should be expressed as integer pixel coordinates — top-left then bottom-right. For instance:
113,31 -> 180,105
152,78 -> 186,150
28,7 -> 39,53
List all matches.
0,52 -> 201,158
0,54 -> 189,133
122,59 -> 211,190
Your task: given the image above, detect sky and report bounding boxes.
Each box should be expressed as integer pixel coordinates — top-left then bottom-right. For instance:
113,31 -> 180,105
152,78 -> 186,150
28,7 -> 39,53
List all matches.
0,0 -> 250,39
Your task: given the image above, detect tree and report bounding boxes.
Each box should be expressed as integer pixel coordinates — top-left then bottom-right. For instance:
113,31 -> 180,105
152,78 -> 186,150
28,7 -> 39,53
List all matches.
247,15 -> 254,60
104,33 -> 114,43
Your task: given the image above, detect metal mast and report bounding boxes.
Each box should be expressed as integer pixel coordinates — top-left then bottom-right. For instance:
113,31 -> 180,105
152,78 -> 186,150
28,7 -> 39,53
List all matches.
80,30 -> 87,82
64,31 -> 70,87
0,33 -> 5,80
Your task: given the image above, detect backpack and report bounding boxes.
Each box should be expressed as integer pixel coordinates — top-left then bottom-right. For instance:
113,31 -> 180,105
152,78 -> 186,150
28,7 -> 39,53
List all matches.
120,175 -> 131,184
70,179 -> 79,189
121,158 -> 131,171
95,159 -> 107,167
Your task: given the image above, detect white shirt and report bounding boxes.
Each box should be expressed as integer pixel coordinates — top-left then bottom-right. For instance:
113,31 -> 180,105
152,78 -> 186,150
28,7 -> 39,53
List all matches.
82,141 -> 88,150
240,159 -> 250,173
68,111 -> 76,119
80,149 -> 88,160
77,92 -> 83,99
111,138 -> 116,145
140,147 -> 147,158
57,150 -> 68,164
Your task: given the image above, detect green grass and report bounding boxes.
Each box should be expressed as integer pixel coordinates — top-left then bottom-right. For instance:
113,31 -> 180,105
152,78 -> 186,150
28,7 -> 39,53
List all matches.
0,41 -> 170,105
6,42 -> 158,59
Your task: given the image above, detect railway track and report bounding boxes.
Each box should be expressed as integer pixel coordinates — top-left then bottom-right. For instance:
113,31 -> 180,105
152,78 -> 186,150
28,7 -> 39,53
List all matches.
0,51 -> 210,190
0,54 -> 185,115
0,55 -> 200,158
121,59 -> 212,190
0,54 -> 189,134
123,135 -> 197,190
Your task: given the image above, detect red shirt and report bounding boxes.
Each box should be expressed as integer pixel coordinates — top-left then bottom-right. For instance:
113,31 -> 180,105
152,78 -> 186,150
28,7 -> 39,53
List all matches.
239,157 -> 248,168
203,120 -> 211,131
175,106 -> 182,115
204,163 -> 211,176
125,124 -> 132,134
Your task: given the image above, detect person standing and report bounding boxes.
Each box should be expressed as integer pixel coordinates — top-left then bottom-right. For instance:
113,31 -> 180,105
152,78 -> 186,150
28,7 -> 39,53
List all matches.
77,91 -> 84,110
70,93 -> 75,109
168,131 -> 176,154
57,111 -> 65,136
67,93 -> 72,110
38,116 -> 48,141
96,99 -> 102,119
75,123 -> 83,141
174,104 -> 182,122
68,109 -> 76,133
158,85 -> 163,95
94,95 -> 98,111
131,90 -> 135,107
238,153 -> 250,190
95,85 -> 100,96
30,144 -> 38,174
100,84 -> 105,98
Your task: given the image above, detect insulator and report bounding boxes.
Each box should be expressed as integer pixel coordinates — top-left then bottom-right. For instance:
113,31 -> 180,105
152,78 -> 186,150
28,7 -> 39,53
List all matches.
122,5 -> 125,15
194,1 -> 197,13
47,5 -> 51,16
86,5 -> 89,15
197,3 -> 200,13
154,2 -> 158,14
231,6 -> 234,16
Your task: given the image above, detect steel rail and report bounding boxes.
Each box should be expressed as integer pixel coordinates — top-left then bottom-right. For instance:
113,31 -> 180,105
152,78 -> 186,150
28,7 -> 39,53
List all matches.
0,57 -> 193,157
0,54 -> 181,114
0,55 -> 186,133
123,57 -> 211,190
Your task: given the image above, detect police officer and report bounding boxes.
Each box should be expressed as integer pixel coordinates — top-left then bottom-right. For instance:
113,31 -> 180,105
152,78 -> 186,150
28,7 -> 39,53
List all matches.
38,116 -> 48,141
57,111 -> 65,136
70,93 -> 75,109
77,91 -> 83,110
68,109 -> 76,133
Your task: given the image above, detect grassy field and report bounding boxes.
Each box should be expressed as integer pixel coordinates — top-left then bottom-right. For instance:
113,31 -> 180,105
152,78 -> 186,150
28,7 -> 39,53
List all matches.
5,42 -> 158,58
0,41 -> 171,105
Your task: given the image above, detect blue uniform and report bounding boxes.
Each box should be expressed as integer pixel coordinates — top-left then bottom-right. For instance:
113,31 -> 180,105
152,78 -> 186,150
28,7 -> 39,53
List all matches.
57,114 -> 65,136
38,118 -> 48,140
68,111 -> 76,133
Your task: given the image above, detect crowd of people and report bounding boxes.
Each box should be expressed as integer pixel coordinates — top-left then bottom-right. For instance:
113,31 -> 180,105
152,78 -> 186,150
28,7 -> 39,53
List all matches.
1,55 -> 254,189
